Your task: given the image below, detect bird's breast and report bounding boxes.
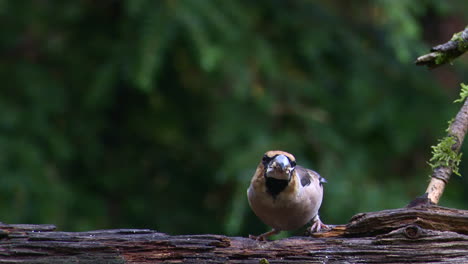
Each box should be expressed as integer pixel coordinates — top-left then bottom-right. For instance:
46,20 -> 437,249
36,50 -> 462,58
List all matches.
247,182 -> 323,231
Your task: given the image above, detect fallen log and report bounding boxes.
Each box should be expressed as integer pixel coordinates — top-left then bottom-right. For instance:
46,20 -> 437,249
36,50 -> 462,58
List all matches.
0,204 -> 467,263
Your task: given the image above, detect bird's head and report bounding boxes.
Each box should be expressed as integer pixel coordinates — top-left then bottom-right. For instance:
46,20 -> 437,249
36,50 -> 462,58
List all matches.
262,150 -> 296,181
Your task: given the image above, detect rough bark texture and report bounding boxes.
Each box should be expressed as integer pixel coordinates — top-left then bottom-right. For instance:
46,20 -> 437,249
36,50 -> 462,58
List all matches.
415,26 -> 468,68
0,205 -> 467,263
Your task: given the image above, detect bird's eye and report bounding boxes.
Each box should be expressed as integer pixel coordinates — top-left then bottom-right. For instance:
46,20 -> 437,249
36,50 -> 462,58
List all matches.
290,161 -> 296,167
262,154 -> 272,164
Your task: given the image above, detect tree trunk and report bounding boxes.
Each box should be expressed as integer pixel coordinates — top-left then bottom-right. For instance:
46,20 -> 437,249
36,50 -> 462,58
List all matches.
0,205 -> 467,263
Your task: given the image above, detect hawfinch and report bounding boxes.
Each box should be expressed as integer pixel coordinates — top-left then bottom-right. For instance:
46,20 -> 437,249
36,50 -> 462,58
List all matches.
247,150 -> 328,240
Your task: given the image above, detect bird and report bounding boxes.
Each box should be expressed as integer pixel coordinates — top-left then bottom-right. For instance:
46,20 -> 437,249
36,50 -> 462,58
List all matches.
247,150 -> 328,240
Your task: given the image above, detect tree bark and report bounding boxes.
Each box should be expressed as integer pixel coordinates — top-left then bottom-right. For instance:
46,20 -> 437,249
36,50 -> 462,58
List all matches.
1,205 -> 467,263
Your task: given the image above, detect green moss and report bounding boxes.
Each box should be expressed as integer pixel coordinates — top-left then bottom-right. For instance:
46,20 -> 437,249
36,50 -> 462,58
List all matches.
450,30 -> 468,52
428,136 -> 462,176
434,52 -> 450,65
450,32 -> 463,42
459,41 -> 468,52
445,118 -> 455,132
454,83 -> 468,103
259,258 -> 270,264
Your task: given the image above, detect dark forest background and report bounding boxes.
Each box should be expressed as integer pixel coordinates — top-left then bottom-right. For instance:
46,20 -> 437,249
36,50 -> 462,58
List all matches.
1,1 -> 467,238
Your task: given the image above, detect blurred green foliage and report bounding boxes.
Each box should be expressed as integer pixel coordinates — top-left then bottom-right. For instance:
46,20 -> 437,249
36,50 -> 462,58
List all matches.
1,0 -> 467,237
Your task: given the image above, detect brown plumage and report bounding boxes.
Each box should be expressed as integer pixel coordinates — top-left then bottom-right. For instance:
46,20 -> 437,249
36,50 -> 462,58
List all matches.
247,150 -> 328,240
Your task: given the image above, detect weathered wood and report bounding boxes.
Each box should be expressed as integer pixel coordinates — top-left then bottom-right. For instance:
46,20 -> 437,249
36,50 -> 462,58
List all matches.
346,205 -> 468,236
0,205 -> 467,263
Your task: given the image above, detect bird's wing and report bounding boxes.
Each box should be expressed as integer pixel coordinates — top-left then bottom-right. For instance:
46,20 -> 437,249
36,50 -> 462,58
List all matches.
295,166 -> 326,187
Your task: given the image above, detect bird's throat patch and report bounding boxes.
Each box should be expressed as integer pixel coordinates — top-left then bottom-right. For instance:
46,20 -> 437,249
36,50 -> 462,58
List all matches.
265,177 -> 289,199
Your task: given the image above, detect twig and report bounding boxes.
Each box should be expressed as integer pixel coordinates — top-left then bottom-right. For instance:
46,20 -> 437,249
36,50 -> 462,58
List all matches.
415,26 -> 468,69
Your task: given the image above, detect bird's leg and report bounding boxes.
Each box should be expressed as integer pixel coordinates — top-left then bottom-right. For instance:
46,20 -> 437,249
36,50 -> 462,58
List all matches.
249,229 -> 280,241
308,215 -> 329,233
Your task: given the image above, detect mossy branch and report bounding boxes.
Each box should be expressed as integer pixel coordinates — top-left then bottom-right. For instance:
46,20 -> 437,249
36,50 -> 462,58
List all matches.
424,83 -> 468,204
415,26 -> 468,69
454,83 -> 468,103
428,84 -> 468,177
428,136 -> 462,176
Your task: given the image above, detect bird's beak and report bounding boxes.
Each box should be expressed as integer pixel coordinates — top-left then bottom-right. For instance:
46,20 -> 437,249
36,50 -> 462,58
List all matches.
273,154 -> 290,170
266,154 -> 293,180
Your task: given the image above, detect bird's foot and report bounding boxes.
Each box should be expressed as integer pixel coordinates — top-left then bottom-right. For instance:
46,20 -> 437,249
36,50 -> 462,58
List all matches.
248,229 -> 279,241
308,215 -> 329,234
